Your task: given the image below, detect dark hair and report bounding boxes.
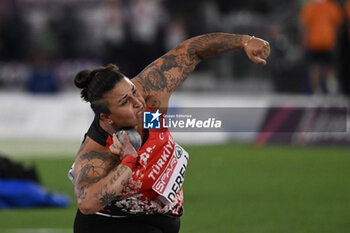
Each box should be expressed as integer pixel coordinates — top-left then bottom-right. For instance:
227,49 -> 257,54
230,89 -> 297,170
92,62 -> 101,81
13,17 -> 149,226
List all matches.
74,64 -> 124,116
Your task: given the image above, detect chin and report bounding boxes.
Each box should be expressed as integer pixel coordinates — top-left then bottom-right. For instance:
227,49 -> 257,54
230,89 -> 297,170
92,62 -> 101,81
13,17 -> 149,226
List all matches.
136,111 -> 143,120
131,117 -> 143,127
136,116 -> 144,125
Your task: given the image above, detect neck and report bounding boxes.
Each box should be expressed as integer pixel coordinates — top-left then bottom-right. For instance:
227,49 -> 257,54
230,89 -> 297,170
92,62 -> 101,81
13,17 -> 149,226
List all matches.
99,119 -> 119,135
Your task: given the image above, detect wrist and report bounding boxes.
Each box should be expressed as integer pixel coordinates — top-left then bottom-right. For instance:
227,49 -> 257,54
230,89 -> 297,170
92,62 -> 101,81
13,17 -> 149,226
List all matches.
121,155 -> 138,171
241,35 -> 254,49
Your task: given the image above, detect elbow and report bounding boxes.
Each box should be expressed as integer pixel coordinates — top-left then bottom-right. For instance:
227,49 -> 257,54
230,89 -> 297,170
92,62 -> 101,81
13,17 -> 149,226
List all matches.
75,186 -> 101,215
77,201 -> 99,215
79,207 -> 97,215
76,194 -> 101,215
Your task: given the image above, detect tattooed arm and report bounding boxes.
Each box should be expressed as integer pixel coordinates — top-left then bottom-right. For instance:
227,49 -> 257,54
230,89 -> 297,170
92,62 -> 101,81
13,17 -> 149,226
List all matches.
74,136 -> 132,215
132,33 -> 270,112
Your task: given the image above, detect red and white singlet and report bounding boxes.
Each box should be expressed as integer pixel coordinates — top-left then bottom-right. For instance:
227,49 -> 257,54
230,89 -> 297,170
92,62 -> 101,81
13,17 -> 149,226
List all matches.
98,113 -> 189,217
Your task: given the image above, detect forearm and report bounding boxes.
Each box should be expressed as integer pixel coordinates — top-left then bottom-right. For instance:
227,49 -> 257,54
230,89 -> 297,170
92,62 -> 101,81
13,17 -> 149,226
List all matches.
75,164 -> 132,214
184,33 -> 250,60
132,32 -> 268,110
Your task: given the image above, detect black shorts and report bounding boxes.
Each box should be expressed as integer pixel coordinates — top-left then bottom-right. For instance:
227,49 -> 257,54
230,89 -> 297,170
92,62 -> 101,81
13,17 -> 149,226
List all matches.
74,209 -> 181,233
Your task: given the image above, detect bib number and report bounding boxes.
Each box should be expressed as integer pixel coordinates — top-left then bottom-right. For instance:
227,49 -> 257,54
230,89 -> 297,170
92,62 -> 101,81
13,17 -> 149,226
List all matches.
152,144 -> 189,204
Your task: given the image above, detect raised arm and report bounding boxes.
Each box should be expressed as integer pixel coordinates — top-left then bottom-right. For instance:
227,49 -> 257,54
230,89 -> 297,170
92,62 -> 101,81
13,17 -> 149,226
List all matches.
132,33 -> 270,111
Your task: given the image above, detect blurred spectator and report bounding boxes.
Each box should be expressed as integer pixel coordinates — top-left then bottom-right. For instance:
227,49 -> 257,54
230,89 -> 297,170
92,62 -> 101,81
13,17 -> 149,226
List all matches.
340,0 -> 350,96
164,15 -> 187,51
0,1 -> 30,61
125,0 -> 168,76
345,0 -> 350,45
37,18 -> 61,60
0,0 -> 340,94
101,0 -> 128,72
26,51 -> 58,94
300,0 -> 343,95
347,1 -> 350,39
53,5 -> 83,59
201,0 -> 221,32
165,0 -> 206,37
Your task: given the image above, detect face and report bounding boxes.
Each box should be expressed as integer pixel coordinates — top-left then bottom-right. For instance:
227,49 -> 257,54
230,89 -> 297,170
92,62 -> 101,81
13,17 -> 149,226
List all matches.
101,77 -> 145,129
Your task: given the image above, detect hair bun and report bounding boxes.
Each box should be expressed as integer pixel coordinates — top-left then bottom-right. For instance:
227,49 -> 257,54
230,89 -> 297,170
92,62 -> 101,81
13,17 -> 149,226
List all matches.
74,70 -> 92,89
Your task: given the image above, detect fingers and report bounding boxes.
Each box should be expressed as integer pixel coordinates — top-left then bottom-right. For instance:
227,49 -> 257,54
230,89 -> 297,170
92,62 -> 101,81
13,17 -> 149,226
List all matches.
250,49 -> 267,65
263,41 -> 271,58
109,131 -> 138,159
121,131 -> 138,158
113,133 -> 123,148
109,133 -> 123,155
251,55 -> 267,65
251,47 -> 269,65
109,144 -> 121,155
245,38 -> 270,65
123,131 -> 130,144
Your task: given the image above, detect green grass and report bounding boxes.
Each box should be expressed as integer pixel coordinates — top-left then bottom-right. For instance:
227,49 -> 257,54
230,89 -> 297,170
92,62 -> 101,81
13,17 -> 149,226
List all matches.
0,157 -> 77,231
1,143 -> 349,233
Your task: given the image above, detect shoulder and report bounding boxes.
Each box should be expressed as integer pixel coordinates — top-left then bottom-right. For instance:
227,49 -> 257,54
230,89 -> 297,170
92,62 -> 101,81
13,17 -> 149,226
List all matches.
76,120 -> 113,165
76,136 -> 110,160
86,116 -> 110,147
74,136 -> 119,181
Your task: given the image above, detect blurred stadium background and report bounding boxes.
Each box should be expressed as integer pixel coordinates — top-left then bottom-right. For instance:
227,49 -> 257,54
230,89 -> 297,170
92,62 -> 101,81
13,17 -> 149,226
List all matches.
0,0 -> 349,232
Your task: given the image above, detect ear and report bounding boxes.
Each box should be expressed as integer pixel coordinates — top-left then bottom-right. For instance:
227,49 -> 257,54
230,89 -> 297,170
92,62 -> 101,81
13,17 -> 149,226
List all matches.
100,113 -> 113,125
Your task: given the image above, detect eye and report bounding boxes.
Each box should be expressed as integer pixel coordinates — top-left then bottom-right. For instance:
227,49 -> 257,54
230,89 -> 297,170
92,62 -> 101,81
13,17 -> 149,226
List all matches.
132,89 -> 137,95
121,99 -> 129,106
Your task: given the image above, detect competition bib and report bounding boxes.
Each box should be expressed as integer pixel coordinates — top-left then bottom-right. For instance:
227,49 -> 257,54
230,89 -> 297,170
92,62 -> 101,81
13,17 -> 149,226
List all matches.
152,143 -> 189,204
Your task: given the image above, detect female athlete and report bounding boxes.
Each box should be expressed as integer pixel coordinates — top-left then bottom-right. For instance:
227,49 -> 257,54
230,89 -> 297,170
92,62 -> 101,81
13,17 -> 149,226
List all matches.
70,33 -> 270,233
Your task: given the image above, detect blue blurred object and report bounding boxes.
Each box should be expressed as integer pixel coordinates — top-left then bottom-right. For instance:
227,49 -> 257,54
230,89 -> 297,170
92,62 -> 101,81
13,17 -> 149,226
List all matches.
26,67 -> 59,94
0,178 -> 70,208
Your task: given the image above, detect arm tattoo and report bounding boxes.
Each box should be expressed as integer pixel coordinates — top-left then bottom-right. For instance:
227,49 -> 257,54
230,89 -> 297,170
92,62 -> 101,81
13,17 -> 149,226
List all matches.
79,150 -> 115,163
134,33 -> 243,101
109,164 -> 128,185
188,33 -> 243,60
135,53 -> 196,96
121,179 -> 127,187
75,185 -> 88,201
144,96 -> 161,109
98,184 -> 118,206
76,162 -> 131,208
76,151 -> 118,185
95,165 -> 130,207
143,64 -> 167,91
160,54 -> 178,71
